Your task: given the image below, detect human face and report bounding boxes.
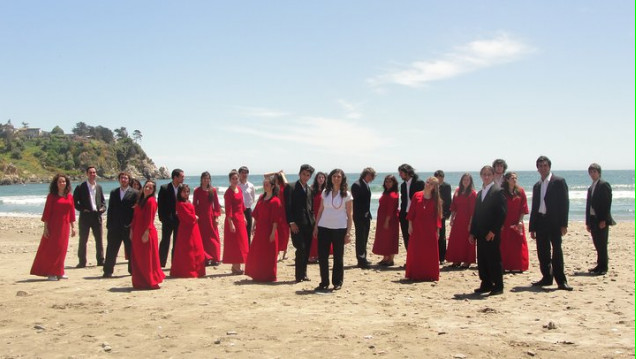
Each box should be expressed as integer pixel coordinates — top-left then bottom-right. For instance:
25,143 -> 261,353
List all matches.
331,172 -> 343,188
229,174 -> 239,187
57,176 -> 67,193
239,170 -> 248,182
143,182 -> 155,196
317,174 -> 326,186
119,174 -> 130,188
494,164 -> 505,175
398,170 -> 408,181
201,175 -> 211,188
537,161 -> 551,180
174,171 -> 185,184
506,174 -> 518,187
299,170 -> 312,185
180,187 -> 190,200
480,169 -> 494,186
461,175 -> 471,189
263,179 -> 272,193
589,169 -> 601,182
87,168 -> 97,183
384,177 -> 393,187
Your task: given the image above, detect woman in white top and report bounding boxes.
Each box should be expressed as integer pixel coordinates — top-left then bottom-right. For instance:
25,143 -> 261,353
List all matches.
313,169 -> 353,291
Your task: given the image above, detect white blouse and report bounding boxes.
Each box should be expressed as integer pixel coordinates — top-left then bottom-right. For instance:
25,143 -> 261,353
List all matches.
317,190 -> 353,229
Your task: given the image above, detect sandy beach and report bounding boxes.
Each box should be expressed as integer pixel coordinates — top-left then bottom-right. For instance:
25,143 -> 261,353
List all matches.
0,217 -> 633,358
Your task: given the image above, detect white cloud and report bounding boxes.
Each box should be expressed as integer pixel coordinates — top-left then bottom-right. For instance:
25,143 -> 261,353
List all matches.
337,99 -> 363,119
368,33 -> 535,88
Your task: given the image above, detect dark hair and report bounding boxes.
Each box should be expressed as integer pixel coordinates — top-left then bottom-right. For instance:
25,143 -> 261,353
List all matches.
502,172 -> 520,197
299,164 -> 315,175
273,172 -> 286,186
325,168 -> 348,198
588,163 -> 602,175
130,178 -> 142,190
238,166 -> 249,174
425,176 -> 443,218
457,173 -> 474,196
263,175 -> 279,197
49,174 -> 72,196
536,156 -> 552,169
138,180 -> 156,208
86,166 -> 96,174
492,159 -> 508,172
359,167 -> 376,181
382,174 -> 399,194
228,169 -> 239,181
480,165 -> 495,176
200,171 -> 212,188
177,184 -> 191,202
433,170 -> 445,178
171,168 -> 184,180
311,172 -> 327,194
398,163 -> 416,179
118,172 -> 130,181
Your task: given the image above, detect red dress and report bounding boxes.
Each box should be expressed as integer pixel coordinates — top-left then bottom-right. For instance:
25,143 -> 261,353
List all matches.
170,201 -> 206,278
405,192 -> 441,281
445,190 -> 477,264
30,193 -> 76,277
193,187 -> 221,262
500,188 -> 530,271
223,187 -> 249,263
245,195 -> 282,282
276,184 -> 290,252
130,197 -> 165,289
372,191 -> 400,255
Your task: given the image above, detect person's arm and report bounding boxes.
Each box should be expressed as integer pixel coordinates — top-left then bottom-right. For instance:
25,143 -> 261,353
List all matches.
344,199 -> 353,244
312,200 -> 324,238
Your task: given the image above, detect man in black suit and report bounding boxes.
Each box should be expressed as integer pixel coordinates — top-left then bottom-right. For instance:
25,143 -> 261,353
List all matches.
469,165 -> 507,296
434,170 -> 452,264
529,156 -> 573,291
398,164 -> 425,250
585,163 -> 615,275
352,167 -> 376,269
158,168 -> 184,267
286,164 -> 315,283
73,166 -> 106,268
103,172 -> 138,278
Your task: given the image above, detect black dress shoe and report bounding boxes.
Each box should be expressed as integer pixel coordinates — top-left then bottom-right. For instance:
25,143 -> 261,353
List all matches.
588,266 -> 599,273
333,285 -> 342,291
97,261 -> 104,267
315,284 -> 329,292
595,270 -> 607,276
102,273 -> 113,278
488,288 -> 504,296
557,283 -> 573,291
302,276 -> 311,282
474,286 -> 493,294
357,262 -> 371,269
531,279 -> 553,287
75,263 -> 86,268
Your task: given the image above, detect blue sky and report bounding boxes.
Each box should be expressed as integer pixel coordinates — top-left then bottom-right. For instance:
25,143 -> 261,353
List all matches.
1,1 -> 633,175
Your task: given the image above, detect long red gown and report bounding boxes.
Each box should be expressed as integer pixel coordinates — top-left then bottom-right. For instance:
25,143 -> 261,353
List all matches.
130,197 -> 165,289
30,193 -> 76,277
445,190 -> 477,264
372,191 -> 400,255
245,195 -> 282,282
170,201 -> 206,278
405,192 -> 441,281
223,187 -> 249,264
500,188 -> 530,271
276,184 -> 290,252
193,187 -> 221,262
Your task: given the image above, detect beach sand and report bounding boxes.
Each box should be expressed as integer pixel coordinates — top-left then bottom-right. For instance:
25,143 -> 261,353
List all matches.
1,217 -> 634,358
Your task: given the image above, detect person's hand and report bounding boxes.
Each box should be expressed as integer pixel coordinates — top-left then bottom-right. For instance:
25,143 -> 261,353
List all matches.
70,227 -> 76,237
486,231 -> 495,242
530,231 -> 536,239
269,232 -> 276,242
561,227 -> 568,236
344,233 -> 351,244
586,225 -> 591,233
383,220 -> 389,230
290,223 -> 299,234
312,227 -> 318,238
43,226 -> 49,239
599,221 -> 607,229
229,221 -> 236,233
468,234 -> 475,245
142,230 -> 149,243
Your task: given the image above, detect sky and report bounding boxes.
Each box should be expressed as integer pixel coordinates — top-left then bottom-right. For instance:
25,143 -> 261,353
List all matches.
1,1 -> 634,175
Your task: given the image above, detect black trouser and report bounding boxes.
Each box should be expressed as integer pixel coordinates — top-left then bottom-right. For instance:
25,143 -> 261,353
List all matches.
291,224 -> 313,281
104,226 -> 132,275
399,213 -> 410,250
159,220 -> 179,268
354,217 -> 370,265
318,227 -> 346,287
590,216 -> 609,272
78,212 -> 104,265
476,234 -> 503,290
534,216 -> 567,285
244,208 -> 253,244
438,218 -> 447,263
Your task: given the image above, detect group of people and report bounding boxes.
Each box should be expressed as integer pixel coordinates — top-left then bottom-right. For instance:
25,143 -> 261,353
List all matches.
30,156 -> 615,295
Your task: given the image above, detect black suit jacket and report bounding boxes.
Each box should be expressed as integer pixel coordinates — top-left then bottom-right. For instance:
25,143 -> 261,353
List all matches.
286,180 -> 314,227
470,184 -> 506,238
106,187 -> 139,230
585,179 -> 615,226
529,174 -> 569,232
158,182 -> 178,224
73,181 -> 106,213
400,176 -> 425,218
439,181 -> 452,219
351,179 -> 372,221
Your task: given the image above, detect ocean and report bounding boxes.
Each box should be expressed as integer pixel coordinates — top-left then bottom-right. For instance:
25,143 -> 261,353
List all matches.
0,170 -> 633,222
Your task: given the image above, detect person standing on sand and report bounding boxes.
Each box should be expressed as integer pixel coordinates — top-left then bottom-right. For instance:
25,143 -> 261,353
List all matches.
529,156 -> 573,291
585,163 -> 615,276
73,166 -> 106,268
434,170 -> 452,265
238,166 -> 256,244
492,159 -> 507,187
352,167 -> 376,269
398,164 -> 425,251
286,164 -> 316,283
158,168 -> 184,267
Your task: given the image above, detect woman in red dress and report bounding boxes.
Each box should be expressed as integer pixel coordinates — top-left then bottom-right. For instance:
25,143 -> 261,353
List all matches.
171,184 -> 207,278
130,180 -> 165,290
193,171 -> 222,266
372,175 -> 400,266
500,172 -> 530,272
245,176 -> 283,282
405,176 -> 442,281
272,172 -> 291,261
446,173 -> 477,268
223,169 -> 250,275
30,174 -> 76,281
308,172 -> 327,263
